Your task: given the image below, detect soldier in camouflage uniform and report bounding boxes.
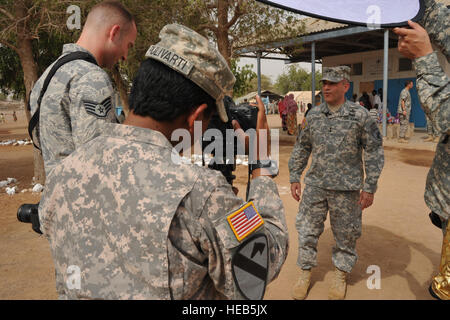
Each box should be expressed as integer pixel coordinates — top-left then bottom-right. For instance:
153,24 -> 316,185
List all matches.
394,0 -> 449,300
29,1 -> 137,176
39,23 -> 288,300
424,114 -> 439,142
288,66 -> 384,300
397,80 -> 414,143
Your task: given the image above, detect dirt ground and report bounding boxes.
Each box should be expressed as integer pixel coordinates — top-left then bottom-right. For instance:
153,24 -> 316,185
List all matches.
0,105 -> 443,300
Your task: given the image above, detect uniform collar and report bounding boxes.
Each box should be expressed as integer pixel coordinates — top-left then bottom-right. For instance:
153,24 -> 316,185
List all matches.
62,43 -> 97,63
101,122 -> 175,151
320,100 -> 351,117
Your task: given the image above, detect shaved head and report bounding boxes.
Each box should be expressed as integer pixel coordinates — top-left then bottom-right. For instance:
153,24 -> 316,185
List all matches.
84,1 -> 134,34
77,1 -> 137,68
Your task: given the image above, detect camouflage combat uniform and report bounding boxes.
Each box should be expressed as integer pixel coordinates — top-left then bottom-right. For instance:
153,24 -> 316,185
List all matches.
29,44 -> 117,175
397,87 -> 412,139
39,23 -> 288,300
289,67 -> 384,273
39,123 -> 288,299
418,0 -> 450,300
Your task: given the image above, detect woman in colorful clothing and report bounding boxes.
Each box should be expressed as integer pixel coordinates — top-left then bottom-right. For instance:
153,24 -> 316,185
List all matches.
285,94 -> 298,136
278,98 -> 287,131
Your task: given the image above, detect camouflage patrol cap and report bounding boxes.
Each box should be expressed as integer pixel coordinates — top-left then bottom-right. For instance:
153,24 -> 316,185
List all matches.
145,24 -> 236,122
321,66 -> 351,83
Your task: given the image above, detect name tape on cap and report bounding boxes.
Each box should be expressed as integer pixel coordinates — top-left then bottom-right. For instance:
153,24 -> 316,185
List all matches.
145,45 -> 194,77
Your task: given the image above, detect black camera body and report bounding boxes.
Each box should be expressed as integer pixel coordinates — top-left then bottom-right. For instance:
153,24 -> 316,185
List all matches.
17,203 -> 42,234
202,96 -> 258,185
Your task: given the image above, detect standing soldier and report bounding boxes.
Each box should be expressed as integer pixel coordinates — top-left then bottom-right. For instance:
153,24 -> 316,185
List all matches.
424,115 -> 439,142
394,0 -> 449,300
289,66 -> 384,300
38,24 -> 288,299
397,80 -> 414,143
29,1 -> 137,176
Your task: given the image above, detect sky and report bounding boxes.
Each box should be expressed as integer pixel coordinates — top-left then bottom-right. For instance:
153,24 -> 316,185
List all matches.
237,56 -> 322,85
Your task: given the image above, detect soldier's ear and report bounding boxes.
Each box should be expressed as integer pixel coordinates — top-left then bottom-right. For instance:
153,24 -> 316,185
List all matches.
109,25 -> 121,42
187,103 -> 208,133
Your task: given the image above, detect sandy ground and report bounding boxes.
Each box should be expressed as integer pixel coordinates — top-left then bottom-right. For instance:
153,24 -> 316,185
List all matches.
0,105 -> 443,300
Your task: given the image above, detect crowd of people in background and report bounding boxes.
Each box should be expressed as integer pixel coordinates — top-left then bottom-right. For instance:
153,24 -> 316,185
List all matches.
0,111 -> 18,123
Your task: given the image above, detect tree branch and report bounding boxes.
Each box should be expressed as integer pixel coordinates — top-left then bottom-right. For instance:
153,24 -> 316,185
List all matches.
0,39 -> 18,52
0,7 -> 15,21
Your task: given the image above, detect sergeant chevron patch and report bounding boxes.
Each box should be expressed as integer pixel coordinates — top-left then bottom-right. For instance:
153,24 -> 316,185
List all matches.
83,97 -> 112,118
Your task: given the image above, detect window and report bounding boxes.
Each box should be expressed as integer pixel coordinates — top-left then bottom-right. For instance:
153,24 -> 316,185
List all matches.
398,58 -> 413,71
352,63 -> 363,75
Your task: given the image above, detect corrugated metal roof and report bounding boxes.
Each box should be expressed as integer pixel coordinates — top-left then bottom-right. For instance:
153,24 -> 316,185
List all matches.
301,17 -> 347,35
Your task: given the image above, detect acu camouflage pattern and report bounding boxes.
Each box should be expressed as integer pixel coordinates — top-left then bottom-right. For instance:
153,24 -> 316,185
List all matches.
321,66 -> 351,83
288,100 -> 384,193
145,24 -> 236,123
414,1 -> 450,221
418,0 -> 450,299
296,185 -> 362,273
39,123 -> 288,299
29,44 -> 117,176
397,87 -> 412,138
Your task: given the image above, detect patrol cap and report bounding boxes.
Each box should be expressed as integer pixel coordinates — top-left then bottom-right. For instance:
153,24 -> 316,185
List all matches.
321,66 -> 351,83
145,24 -> 236,122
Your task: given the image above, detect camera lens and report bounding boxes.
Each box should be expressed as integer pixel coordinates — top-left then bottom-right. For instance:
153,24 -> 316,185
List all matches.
17,204 -> 36,223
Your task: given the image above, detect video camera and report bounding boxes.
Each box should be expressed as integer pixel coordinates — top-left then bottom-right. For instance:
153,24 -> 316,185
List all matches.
17,203 -> 42,234
202,96 -> 258,186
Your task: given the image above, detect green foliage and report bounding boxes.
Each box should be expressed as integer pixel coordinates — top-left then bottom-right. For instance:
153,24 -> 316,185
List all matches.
230,59 -> 256,98
274,65 -> 322,95
248,74 -> 274,93
0,31 -> 74,98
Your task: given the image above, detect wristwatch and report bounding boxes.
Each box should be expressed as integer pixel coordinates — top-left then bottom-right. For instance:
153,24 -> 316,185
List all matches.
249,160 -> 279,177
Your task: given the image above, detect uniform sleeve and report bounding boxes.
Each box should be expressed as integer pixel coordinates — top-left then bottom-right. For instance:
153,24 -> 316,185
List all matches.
421,0 -> 450,58
288,117 -> 312,183
69,69 -> 118,150
413,52 -> 450,134
199,175 -> 288,299
361,114 -> 384,193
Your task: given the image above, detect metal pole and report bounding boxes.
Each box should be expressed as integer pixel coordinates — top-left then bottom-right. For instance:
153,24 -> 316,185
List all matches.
382,29 -> 389,137
311,42 -> 316,105
256,51 -> 262,97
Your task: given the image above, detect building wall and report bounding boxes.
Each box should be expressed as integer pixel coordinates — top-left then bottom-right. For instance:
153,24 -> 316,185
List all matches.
322,48 -> 449,128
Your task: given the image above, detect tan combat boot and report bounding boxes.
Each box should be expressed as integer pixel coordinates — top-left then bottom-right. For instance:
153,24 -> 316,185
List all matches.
292,269 -> 312,300
398,138 -> 408,143
424,136 -> 434,142
328,267 -> 347,300
434,136 -> 440,143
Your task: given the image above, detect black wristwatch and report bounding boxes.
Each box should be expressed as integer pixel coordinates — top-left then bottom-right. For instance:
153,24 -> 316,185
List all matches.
249,160 -> 279,177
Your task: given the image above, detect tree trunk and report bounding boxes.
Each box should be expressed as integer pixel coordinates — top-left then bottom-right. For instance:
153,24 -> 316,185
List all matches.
217,0 -> 231,67
15,2 -> 45,185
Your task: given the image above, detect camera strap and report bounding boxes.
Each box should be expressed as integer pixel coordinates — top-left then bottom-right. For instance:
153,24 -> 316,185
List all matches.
28,51 -> 98,150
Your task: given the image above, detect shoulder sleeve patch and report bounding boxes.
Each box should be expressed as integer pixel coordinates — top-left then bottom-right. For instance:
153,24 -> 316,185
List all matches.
83,96 -> 112,118
227,201 -> 264,242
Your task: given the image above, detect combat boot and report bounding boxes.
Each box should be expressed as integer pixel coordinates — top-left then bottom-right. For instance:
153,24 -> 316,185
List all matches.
328,267 -> 347,300
434,136 -> 440,143
292,269 -> 312,300
424,136 -> 434,142
398,138 -> 408,143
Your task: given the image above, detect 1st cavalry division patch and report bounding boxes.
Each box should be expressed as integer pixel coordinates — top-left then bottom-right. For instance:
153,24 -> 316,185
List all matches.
227,201 -> 264,241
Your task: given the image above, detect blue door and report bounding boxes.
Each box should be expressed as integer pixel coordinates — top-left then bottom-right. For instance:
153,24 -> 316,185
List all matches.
345,82 -> 354,101
374,78 -> 425,128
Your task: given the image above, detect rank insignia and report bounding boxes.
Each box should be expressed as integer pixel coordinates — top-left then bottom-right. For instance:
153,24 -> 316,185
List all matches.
83,97 -> 112,118
227,201 -> 264,242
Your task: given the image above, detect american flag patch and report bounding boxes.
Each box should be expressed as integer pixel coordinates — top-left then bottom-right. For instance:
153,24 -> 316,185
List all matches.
227,202 -> 264,242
